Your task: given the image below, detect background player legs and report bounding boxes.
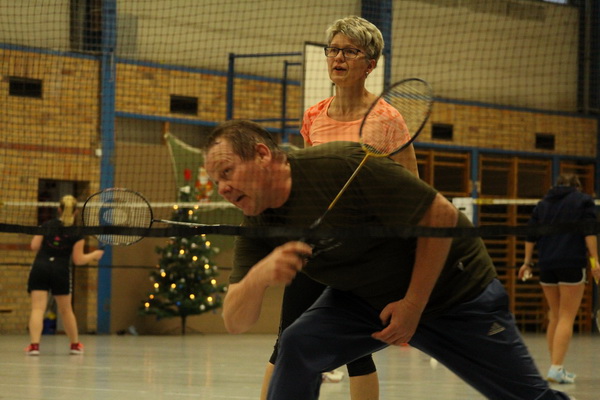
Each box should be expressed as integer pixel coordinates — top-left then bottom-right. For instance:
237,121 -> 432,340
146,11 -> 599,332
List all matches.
260,363 -> 275,400
542,283 -> 585,368
348,372 -> 379,400
54,294 -> 79,345
28,290 -> 48,344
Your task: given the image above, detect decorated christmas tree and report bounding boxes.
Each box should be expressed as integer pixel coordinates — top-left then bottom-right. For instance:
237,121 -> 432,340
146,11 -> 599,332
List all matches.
140,136 -> 227,334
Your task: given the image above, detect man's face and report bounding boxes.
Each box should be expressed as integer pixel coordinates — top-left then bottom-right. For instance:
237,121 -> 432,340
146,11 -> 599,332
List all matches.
205,139 -> 270,216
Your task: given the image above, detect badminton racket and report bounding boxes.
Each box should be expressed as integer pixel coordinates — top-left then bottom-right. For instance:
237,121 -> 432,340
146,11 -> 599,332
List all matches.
590,257 -> 600,332
309,77 -> 433,231
82,188 -> 212,246
593,259 -> 600,332
591,257 -> 599,285
589,257 -> 600,332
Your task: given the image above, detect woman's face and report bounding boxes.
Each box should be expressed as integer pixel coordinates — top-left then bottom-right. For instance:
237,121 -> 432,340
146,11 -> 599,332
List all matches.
326,33 -> 374,88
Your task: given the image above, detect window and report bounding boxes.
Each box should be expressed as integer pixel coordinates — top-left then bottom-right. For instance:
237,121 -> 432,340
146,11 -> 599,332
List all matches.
416,150 -> 469,197
9,77 -> 42,98
170,95 -> 198,115
535,133 -> 555,150
431,123 -> 453,141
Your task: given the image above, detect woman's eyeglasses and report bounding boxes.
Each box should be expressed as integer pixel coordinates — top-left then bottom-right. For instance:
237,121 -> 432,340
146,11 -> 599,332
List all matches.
324,47 -> 363,59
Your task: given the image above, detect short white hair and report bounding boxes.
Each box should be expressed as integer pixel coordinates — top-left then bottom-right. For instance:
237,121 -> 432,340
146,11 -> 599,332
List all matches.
326,16 -> 384,61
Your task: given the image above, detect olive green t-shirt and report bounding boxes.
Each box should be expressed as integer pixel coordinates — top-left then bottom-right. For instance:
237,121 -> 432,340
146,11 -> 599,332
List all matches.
231,142 -> 496,319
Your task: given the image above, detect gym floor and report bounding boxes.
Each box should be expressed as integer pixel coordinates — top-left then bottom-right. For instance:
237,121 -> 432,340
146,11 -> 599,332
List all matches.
1,333 -> 597,399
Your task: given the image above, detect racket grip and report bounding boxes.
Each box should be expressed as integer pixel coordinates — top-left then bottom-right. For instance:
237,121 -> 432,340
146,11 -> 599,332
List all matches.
590,257 -> 599,284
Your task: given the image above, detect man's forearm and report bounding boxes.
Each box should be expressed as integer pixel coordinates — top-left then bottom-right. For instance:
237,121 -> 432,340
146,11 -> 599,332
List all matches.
222,271 -> 269,334
404,193 -> 457,310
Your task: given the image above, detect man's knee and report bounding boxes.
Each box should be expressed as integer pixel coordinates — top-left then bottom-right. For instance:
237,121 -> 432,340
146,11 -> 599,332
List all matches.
279,323 -> 309,354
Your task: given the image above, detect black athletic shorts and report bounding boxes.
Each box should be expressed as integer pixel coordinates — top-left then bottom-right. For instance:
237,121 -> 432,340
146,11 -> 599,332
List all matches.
27,256 -> 72,295
540,267 -> 586,286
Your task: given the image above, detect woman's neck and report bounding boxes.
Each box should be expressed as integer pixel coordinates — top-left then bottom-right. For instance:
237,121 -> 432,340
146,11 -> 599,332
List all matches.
329,86 -> 376,120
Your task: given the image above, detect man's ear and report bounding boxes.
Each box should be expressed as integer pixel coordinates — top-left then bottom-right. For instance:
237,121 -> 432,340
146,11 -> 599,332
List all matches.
255,143 -> 272,163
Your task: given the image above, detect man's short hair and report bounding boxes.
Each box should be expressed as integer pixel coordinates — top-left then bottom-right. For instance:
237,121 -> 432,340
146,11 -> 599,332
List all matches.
205,120 -> 283,161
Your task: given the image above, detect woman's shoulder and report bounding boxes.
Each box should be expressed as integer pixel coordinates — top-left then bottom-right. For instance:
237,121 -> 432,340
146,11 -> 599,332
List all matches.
375,98 -> 402,115
302,97 -> 334,138
305,97 -> 333,115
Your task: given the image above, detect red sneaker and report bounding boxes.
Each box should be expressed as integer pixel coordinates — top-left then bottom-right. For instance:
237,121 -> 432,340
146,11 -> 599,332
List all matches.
69,342 -> 84,355
25,343 -> 40,356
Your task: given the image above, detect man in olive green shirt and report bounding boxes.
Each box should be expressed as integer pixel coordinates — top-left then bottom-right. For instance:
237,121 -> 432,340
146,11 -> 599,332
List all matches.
204,120 -> 571,400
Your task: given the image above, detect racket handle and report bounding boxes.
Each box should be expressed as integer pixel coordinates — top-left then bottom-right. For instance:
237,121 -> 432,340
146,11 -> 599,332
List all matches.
590,257 -> 599,285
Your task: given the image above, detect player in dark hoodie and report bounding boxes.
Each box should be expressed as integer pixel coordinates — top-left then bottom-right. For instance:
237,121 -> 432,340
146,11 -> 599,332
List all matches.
520,174 -> 598,384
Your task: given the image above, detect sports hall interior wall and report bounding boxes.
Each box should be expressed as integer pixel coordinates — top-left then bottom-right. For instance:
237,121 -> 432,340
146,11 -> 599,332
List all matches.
1,47 -> 596,334
0,0 -> 598,335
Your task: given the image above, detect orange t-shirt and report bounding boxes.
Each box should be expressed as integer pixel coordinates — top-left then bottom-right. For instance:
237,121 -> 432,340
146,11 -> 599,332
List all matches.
300,97 -> 410,154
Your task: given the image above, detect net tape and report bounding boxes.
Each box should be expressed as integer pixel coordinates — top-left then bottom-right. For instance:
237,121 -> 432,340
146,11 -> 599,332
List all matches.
2,221 -> 599,239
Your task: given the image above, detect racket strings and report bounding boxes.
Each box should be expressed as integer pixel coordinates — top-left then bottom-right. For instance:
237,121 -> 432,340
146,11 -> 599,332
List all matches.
82,189 -> 153,246
360,110 -> 409,157
359,79 -> 432,157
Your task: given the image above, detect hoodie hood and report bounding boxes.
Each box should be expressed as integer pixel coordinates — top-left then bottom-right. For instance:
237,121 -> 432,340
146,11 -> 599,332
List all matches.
543,186 -> 577,203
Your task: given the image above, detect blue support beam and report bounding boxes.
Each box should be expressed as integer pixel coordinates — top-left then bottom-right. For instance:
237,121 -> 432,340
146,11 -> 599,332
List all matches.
97,0 -> 117,334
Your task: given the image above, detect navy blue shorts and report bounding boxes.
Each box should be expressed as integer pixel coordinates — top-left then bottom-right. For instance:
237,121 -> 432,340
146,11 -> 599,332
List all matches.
270,273 -> 376,376
268,280 -> 570,400
540,267 -> 586,286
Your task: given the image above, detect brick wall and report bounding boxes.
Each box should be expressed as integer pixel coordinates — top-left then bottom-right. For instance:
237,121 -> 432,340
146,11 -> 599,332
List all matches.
423,102 -> 597,157
0,49 -> 101,333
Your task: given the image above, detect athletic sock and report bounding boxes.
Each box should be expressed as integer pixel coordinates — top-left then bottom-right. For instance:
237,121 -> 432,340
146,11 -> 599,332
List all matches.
549,364 -> 563,372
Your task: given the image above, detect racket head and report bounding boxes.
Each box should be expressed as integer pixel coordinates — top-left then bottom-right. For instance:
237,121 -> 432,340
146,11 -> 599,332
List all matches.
359,78 -> 433,157
81,188 -> 153,246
